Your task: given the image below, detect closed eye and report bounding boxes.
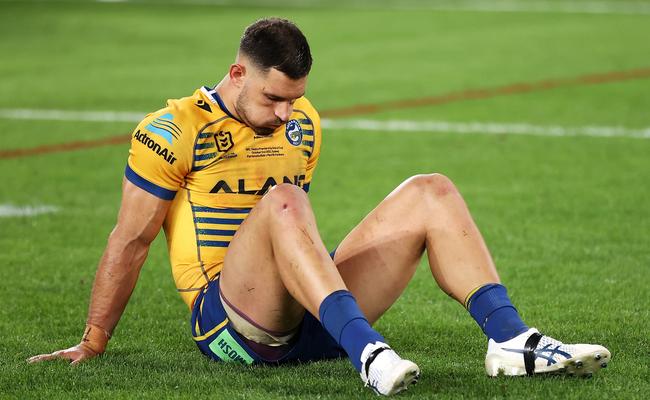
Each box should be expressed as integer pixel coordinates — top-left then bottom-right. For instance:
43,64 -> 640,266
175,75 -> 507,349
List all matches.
265,94 -> 302,104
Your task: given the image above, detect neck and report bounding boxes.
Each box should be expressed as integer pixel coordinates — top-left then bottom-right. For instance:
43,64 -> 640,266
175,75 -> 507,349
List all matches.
214,76 -> 242,120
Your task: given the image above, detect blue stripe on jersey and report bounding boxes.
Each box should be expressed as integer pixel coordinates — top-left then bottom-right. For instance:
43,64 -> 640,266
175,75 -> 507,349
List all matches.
197,229 -> 237,236
302,140 -> 314,147
192,206 -> 252,214
298,118 -> 311,125
195,153 -> 217,161
302,129 -> 314,136
303,182 -> 310,193
197,240 -> 230,247
198,132 -> 212,139
195,142 -> 215,150
124,164 -> 177,200
303,150 -> 311,157
194,217 -> 244,225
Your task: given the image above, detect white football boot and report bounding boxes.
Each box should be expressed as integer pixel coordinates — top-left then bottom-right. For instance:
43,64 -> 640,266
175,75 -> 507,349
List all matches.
360,342 -> 420,396
485,328 -> 611,377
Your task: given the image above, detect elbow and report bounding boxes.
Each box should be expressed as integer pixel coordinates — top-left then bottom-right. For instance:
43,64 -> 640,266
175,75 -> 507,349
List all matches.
108,223 -> 156,250
102,225 -> 153,273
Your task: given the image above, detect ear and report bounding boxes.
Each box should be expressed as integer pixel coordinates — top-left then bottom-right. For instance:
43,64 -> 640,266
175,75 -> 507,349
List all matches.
229,63 -> 247,88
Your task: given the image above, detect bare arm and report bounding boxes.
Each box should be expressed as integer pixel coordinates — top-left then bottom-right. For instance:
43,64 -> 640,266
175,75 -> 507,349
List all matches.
28,179 -> 172,364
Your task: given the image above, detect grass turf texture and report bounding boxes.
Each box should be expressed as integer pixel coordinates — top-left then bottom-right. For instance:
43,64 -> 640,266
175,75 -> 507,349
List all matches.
1,1 -> 649,398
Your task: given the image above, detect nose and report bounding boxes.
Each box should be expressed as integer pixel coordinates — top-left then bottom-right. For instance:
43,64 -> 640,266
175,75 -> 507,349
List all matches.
274,102 -> 293,123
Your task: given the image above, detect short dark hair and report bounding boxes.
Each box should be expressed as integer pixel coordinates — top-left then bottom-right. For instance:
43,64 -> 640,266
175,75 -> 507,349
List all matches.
239,18 -> 312,79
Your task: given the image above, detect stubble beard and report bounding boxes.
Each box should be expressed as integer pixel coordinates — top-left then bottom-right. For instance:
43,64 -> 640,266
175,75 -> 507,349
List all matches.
235,90 -> 278,136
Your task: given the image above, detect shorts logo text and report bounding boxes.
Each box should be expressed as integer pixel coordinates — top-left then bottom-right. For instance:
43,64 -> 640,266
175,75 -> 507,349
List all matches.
216,338 -> 248,364
208,329 -> 254,365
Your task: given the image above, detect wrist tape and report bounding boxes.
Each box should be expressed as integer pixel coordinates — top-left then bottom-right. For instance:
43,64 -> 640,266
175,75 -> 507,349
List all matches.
80,324 -> 111,354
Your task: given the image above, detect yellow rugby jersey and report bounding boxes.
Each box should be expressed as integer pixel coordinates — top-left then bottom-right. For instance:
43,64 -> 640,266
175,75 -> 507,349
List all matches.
125,86 -> 321,308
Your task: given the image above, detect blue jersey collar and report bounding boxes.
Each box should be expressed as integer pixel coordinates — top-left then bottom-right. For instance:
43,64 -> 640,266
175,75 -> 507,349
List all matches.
201,86 -> 242,122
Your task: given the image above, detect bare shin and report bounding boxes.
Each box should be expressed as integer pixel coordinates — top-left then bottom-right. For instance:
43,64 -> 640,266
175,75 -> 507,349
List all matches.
220,184 -> 346,332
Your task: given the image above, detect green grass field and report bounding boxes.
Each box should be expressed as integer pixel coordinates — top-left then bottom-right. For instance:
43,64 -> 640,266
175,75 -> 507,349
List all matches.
1,0 -> 649,398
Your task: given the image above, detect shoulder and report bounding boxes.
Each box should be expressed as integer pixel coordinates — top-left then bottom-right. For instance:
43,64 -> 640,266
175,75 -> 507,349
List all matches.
137,89 -> 232,145
164,89 -> 228,131
293,96 -> 319,119
292,96 -> 321,133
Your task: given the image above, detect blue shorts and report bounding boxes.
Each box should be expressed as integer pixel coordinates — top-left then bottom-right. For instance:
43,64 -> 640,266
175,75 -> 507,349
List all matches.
191,275 -> 345,365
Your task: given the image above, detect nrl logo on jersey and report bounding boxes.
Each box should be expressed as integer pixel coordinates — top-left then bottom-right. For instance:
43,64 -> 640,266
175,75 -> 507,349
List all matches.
285,120 -> 303,146
214,131 -> 234,152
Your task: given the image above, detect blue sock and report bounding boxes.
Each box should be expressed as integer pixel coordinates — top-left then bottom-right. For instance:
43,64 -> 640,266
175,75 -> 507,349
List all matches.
467,283 -> 529,343
318,290 -> 385,372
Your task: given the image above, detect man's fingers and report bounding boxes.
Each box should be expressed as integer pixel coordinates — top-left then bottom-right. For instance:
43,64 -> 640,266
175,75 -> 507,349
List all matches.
69,356 -> 86,366
27,345 -> 97,365
27,349 -> 79,364
26,352 -> 64,363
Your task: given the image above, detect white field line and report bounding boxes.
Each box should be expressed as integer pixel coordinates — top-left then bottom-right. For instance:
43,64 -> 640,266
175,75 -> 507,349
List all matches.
123,0 -> 650,16
0,108 -> 146,123
0,204 -> 59,218
1,0 -> 650,15
386,0 -> 650,15
1,108 -> 649,139
93,0 -> 650,15
321,119 -> 650,139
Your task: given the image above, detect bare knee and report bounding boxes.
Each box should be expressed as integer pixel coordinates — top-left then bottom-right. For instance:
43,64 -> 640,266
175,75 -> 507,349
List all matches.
262,183 -> 311,218
403,173 -> 459,198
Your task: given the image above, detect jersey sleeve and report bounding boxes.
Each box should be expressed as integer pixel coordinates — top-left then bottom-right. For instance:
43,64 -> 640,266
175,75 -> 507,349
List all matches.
303,106 -> 321,193
125,108 -> 193,200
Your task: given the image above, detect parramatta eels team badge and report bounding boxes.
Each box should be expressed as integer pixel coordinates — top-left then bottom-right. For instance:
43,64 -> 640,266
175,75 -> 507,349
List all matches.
285,120 -> 303,146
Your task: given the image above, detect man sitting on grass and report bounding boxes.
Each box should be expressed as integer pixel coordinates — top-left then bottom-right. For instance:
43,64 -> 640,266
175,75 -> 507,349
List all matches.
28,17 -> 610,396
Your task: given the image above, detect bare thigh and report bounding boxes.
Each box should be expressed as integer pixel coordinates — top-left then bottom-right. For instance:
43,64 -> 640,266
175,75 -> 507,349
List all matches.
334,177 -> 427,324
219,194 -> 305,333
335,173 -> 500,324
